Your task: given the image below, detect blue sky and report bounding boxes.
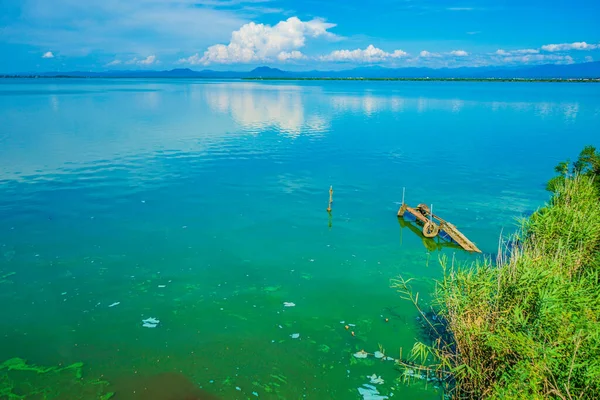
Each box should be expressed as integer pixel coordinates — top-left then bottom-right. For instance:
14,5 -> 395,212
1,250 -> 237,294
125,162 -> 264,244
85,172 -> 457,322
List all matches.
1,0 -> 599,72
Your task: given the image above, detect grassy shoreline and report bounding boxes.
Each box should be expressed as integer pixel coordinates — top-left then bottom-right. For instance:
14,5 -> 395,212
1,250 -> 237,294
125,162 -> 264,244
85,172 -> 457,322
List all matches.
395,146 -> 600,399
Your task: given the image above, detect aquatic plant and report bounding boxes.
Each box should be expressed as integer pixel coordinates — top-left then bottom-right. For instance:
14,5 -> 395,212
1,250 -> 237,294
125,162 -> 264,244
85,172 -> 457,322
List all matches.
393,146 -> 600,399
0,357 -> 114,399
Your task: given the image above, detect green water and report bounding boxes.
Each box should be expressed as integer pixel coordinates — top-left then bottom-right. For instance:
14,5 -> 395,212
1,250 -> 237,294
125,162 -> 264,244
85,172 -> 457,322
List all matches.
0,79 -> 599,399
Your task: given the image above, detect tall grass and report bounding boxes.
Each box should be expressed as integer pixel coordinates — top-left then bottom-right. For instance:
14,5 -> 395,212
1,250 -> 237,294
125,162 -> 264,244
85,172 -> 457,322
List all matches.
393,148 -> 600,399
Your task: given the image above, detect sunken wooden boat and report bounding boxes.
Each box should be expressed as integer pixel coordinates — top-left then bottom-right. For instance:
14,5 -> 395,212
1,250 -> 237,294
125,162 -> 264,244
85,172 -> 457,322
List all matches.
397,202 -> 482,253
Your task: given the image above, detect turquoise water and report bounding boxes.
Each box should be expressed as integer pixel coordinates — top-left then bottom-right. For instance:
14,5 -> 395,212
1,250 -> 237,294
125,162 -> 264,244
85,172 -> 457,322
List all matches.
0,79 -> 599,399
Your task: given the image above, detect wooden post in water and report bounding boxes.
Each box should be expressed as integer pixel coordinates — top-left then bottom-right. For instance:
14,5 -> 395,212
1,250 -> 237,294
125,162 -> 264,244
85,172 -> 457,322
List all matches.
327,186 -> 333,212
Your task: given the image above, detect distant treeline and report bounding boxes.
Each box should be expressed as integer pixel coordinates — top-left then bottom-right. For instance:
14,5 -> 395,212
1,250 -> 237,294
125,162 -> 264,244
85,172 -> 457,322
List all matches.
244,77 -> 600,82
1,75 -> 85,79
1,75 -> 599,82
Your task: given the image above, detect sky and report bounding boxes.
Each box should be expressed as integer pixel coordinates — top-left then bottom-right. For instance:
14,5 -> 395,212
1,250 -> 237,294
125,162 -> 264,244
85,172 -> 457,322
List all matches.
1,0 -> 599,72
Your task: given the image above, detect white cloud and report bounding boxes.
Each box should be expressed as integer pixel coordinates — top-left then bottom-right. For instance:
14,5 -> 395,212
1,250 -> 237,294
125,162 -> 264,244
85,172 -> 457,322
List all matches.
125,55 -> 158,65
514,49 -> 539,54
277,51 -> 305,62
419,50 -> 441,58
106,59 -> 122,66
391,50 -> 409,58
138,55 -> 157,65
450,50 -> 469,57
585,56 -> 594,63
541,42 -> 598,52
447,7 -> 473,11
501,54 -> 574,64
466,31 -> 481,35
42,51 -> 54,58
5,0 -> 251,57
322,45 -> 383,62
495,48 -> 539,56
178,54 -> 203,65
320,45 -> 408,63
183,17 -> 338,65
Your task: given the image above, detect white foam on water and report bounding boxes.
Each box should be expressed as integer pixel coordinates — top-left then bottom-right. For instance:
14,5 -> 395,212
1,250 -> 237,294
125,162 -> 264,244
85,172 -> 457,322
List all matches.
142,317 -> 160,328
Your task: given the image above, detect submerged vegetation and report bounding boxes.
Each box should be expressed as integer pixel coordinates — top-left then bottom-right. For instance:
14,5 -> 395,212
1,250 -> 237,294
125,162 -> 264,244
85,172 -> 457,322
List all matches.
0,357 -> 113,399
394,146 -> 600,399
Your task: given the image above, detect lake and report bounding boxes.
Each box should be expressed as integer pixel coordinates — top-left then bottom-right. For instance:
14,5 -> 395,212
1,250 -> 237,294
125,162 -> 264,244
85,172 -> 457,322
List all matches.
0,79 -> 598,399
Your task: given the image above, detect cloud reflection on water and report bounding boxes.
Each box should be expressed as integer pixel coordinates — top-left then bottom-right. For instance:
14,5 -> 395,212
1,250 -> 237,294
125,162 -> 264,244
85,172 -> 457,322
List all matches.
0,81 -> 591,182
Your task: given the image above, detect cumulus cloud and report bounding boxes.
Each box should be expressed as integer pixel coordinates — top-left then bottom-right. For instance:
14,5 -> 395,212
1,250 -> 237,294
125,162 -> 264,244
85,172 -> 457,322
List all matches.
541,42 -> 598,52
125,55 -> 158,65
277,51 -> 305,61
138,55 -> 157,65
501,54 -> 574,64
450,50 -> 469,57
391,50 -> 409,58
585,56 -> 594,63
181,17 -> 338,65
419,50 -> 441,58
42,51 -> 54,58
514,49 -> 539,54
495,48 -> 540,57
178,54 -> 203,65
320,45 -> 408,62
106,59 -> 122,66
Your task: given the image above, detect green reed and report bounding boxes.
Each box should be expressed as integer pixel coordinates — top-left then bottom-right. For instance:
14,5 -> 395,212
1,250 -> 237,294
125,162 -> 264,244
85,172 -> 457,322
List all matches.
393,146 -> 600,399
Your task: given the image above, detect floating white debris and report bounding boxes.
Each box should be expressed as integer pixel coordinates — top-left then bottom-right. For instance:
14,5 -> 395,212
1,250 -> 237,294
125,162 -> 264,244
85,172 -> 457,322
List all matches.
403,369 -> 425,380
348,323 -> 356,327
291,333 -> 300,339
252,391 -> 259,397
354,350 -> 368,359
61,292 -> 67,296
236,387 -> 241,391
385,357 -> 395,361
358,384 -> 388,400
108,302 -> 120,308
340,321 -> 345,324
142,317 -> 160,328
374,351 -> 384,359
158,285 -> 166,288
283,302 -> 296,307
368,374 -> 384,385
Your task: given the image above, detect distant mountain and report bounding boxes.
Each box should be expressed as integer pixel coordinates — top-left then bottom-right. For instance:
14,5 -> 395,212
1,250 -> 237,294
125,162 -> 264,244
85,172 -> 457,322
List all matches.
5,62 -> 600,79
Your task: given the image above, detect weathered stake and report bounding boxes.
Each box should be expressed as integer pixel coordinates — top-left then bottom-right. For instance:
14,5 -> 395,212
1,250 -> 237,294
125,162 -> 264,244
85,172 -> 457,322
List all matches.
327,186 -> 333,212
